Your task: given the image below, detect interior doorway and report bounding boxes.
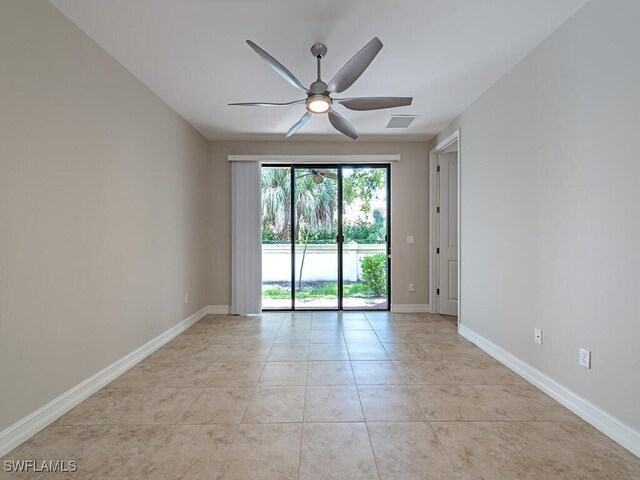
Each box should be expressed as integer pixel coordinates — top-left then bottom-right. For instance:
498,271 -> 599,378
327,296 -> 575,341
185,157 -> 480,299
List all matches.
261,164 -> 390,311
429,131 -> 460,318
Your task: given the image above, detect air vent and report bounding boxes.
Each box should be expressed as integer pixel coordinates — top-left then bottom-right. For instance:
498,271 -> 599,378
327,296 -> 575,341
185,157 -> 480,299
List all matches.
386,114 -> 418,129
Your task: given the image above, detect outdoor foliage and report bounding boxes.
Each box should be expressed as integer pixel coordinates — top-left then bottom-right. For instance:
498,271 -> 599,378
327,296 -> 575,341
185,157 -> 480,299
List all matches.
297,225 -> 336,244
263,219 -> 385,245
342,168 -> 385,213
262,282 -> 378,299
361,254 -> 387,296
293,218 -> 386,245
262,167 -> 387,294
261,167 -> 386,243
261,168 -> 292,241
261,167 -> 337,242
261,225 -> 282,244
344,213 -> 386,244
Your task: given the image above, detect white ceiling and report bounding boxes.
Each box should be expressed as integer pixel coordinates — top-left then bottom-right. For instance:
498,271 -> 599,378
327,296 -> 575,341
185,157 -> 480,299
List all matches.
49,0 -> 587,142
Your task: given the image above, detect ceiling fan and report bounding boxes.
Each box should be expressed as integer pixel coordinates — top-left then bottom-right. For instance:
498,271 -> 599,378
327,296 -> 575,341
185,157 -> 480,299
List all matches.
229,37 -> 413,140
305,169 -> 337,184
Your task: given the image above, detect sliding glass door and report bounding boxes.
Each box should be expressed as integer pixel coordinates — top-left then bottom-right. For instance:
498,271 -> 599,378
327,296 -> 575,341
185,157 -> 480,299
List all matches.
294,167 -> 339,309
261,164 -> 390,310
261,166 -> 293,309
342,166 -> 389,309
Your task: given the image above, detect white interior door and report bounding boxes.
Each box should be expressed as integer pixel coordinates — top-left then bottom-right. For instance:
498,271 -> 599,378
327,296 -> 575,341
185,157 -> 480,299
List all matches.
437,152 -> 458,316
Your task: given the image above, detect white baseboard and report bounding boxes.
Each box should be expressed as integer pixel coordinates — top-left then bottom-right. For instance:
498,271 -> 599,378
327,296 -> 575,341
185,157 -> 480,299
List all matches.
390,304 -> 430,313
0,305 -> 213,458
207,305 -> 230,315
458,324 -> 640,458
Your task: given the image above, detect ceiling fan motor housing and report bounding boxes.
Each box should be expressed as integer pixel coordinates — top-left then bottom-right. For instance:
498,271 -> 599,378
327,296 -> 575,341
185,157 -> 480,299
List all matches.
310,43 -> 327,58
309,81 -> 328,94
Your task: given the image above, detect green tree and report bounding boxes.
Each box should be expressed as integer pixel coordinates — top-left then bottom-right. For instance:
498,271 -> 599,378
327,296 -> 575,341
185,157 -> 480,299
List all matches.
261,168 -> 291,242
262,168 -> 337,289
261,167 -> 337,242
262,167 -> 385,290
293,172 -> 337,240
343,214 -> 386,244
293,171 -> 337,289
342,169 -> 385,214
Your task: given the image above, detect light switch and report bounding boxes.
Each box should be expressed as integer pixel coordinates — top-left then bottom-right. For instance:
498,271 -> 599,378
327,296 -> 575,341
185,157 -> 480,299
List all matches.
407,236 -> 415,244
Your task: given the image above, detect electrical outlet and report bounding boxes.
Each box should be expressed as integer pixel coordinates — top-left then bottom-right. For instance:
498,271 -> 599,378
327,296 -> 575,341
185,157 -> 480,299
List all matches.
534,328 -> 542,345
579,348 -> 591,369
408,283 -> 415,292
184,293 -> 189,304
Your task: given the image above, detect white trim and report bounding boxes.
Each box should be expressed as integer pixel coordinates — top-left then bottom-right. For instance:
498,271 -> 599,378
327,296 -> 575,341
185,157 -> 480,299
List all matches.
434,131 -> 461,153
390,304 -> 430,313
207,305 -> 230,314
227,154 -> 401,163
428,148 -> 439,314
428,129 -> 461,319
459,324 -> 640,458
0,305 -> 214,457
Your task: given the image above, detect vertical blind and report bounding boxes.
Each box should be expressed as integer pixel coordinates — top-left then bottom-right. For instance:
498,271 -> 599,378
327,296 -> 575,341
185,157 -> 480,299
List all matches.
231,161 -> 262,315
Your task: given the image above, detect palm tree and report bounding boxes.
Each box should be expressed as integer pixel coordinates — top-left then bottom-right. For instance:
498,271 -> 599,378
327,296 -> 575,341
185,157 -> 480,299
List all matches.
261,167 -> 336,242
261,167 -> 292,241
262,167 -> 337,289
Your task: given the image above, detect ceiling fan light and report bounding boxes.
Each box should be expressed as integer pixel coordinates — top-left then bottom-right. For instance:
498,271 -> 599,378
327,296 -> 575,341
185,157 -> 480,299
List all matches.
306,95 -> 332,114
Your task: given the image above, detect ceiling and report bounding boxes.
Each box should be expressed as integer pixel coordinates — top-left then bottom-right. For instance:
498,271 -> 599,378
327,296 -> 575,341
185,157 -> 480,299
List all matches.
49,0 -> 588,142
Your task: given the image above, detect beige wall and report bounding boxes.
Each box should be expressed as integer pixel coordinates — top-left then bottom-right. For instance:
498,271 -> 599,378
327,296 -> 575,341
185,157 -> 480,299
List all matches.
437,0 -> 640,430
209,141 -> 431,308
0,0 -> 210,430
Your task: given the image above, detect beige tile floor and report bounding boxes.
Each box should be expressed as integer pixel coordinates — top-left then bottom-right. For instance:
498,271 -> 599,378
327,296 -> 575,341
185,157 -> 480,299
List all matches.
2,312 -> 639,479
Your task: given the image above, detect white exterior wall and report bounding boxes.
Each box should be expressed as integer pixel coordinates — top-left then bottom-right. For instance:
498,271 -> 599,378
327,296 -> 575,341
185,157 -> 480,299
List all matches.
262,244 -> 386,282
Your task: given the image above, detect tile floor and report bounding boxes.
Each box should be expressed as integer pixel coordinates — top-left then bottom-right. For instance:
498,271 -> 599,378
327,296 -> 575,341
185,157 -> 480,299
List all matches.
2,312 -> 639,479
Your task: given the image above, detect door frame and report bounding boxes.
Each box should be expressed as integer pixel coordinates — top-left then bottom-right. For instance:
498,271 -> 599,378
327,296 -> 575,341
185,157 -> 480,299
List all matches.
261,163 -> 391,312
429,130 -> 461,324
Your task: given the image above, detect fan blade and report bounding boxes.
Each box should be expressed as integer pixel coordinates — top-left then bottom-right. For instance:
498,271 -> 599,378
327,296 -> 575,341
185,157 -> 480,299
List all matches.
285,112 -> 312,138
328,110 -> 358,140
327,37 -> 383,93
246,40 -> 309,93
335,96 -> 412,111
229,99 -> 305,107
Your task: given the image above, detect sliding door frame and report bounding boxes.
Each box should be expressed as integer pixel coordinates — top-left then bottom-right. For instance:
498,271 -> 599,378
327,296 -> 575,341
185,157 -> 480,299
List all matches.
262,163 -> 391,312
341,163 -> 391,312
